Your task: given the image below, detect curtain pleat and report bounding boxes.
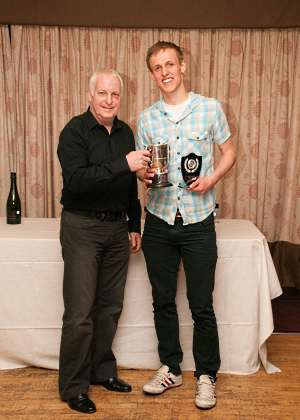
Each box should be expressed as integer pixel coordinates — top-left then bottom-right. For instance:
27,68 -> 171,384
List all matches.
0,26 -> 16,210
1,26 -> 299,243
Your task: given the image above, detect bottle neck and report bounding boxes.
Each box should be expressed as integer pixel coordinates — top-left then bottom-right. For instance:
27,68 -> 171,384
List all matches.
9,172 -> 18,197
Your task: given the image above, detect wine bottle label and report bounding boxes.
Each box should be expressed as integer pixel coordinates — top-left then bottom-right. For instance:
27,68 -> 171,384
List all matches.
7,210 -> 21,224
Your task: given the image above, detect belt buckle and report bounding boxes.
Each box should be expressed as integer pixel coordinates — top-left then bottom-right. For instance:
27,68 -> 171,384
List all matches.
95,210 -> 124,222
106,212 -> 114,222
95,210 -> 105,221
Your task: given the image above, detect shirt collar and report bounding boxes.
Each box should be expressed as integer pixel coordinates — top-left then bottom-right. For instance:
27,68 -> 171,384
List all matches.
86,107 -> 122,131
154,92 -> 203,116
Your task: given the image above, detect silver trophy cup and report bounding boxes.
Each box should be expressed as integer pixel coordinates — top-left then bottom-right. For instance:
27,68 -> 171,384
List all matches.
147,144 -> 172,188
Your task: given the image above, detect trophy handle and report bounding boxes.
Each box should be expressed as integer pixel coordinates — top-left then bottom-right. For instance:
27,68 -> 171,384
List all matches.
145,145 -> 153,166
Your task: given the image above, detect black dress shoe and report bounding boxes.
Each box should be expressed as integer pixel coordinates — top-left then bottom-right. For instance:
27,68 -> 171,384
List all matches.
93,377 -> 132,392
67,393 -> 96,414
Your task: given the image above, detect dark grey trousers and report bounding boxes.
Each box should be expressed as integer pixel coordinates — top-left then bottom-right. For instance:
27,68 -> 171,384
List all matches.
58,210 -> 130,400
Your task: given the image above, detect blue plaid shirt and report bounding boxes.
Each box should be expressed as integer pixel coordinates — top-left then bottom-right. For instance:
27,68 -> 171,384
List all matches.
136,92 -> 231,225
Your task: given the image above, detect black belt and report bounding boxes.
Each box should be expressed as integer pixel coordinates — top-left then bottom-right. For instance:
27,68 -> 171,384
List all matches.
67,209 -> 126,222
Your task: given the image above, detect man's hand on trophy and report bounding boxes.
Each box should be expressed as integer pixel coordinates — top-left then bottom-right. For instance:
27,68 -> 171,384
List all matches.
126,150 -> 151,172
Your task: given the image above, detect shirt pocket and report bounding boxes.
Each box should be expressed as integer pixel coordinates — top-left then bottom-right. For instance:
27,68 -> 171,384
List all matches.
151,136 -> 168,146
183,130 -> 212,156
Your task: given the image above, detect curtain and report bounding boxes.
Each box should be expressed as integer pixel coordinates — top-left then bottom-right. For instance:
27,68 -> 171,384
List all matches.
1,26 -> 299,244
0,26 -> 16,210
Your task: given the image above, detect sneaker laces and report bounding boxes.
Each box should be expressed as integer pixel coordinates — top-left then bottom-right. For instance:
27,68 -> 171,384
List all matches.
197,375 -> 215,400
149,366 -> 170,385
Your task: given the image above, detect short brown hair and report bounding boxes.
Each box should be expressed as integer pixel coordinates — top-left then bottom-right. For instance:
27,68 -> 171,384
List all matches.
146,41 -> 184,71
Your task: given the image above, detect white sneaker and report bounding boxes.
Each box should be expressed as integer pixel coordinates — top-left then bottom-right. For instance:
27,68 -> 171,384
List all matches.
143,365 -> 183,395
195,375 -> 216,409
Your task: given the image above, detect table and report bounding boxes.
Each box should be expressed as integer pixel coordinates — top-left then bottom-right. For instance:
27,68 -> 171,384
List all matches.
0,218 -> 282,374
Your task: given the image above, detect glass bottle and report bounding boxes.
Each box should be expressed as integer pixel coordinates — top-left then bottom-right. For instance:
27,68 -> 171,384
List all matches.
6,172 -> 21,224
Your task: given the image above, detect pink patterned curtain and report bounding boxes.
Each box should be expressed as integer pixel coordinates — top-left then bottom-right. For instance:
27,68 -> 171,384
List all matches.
1,26 -> 299,243
0,26 -> 16,205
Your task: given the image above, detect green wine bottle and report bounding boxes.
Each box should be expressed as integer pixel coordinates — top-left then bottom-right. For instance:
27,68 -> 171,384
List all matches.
6,172 -> 21,224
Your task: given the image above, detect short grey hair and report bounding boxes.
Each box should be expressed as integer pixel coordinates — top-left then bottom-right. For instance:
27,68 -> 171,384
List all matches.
89,69 -> 124,95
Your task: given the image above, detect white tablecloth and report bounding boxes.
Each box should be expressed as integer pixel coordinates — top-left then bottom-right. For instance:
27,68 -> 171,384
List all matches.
0,218 -> 282,374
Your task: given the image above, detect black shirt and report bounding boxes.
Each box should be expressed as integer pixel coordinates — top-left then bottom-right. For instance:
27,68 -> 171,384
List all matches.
57,108 -> 141,233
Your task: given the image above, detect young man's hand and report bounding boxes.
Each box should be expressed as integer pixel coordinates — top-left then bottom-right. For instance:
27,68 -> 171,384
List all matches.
137,167 -> 155,186
187,176 -> 215,194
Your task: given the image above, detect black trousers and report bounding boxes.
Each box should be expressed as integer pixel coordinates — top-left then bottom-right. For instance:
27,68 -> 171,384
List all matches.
59,210 -> 130,400
142,212 -> 220,378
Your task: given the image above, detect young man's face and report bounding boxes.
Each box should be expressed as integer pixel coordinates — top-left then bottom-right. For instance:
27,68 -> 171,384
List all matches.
149,48 -> 186,97
89,73 -> 121,126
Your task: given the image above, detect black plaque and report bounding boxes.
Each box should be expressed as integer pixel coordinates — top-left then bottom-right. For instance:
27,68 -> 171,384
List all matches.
181,153 -> 202,185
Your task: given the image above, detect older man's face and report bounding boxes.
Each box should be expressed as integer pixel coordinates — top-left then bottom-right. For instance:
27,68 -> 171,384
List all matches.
89,74 -> 121,127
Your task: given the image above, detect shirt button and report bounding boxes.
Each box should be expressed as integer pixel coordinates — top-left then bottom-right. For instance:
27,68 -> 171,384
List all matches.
178,197 -> 180,200
176,136 -> 180,139
177,152 -> 180,155
176,121 -> 179,124
178,167 -> 180,170
164,112 -> 167,116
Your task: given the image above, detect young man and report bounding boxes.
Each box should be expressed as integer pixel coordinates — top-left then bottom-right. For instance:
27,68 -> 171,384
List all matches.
136,41 -> 236,410
57,69 -> 150,414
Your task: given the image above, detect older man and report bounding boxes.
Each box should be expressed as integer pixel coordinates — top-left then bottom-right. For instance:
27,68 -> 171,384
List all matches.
57,69 -> 150,414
